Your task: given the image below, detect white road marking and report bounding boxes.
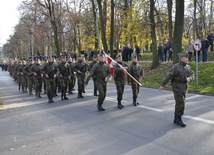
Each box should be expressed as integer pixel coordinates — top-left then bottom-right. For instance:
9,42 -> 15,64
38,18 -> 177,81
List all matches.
184,115 -> 214,125
138,105 -> 164,112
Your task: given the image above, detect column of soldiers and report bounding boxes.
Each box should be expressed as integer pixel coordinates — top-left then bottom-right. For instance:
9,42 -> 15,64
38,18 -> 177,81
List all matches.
6,51 -> 195,128
8,54 -> 144,112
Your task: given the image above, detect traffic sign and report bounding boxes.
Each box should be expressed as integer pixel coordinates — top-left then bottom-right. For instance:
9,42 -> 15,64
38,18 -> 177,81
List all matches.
193,39 -> 201,51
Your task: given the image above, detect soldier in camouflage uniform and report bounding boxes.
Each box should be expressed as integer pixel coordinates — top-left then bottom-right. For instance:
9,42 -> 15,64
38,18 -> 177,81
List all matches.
74,55 -> 87,98
88,55 -> 98,96
15,61 -> 22,90
42,57 -> 58,103
23,59 -> 34,95
19,60 -> 28,93
68,57 -> 75,94
58,57 -> 70,100
159,52 -> 194,127
30,58 -> 43,98
128,55 -> 143,106
114,55 -> 128,109
85,53 -> 110,111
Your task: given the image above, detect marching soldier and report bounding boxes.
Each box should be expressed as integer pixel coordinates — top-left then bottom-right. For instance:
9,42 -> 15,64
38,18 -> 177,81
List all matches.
58,57 -> 70,100
113,55 -> 128,109
19,60 -> 28,93
128,55 -> 143,106
42,56 -> 58,103
68,57 -> 75,94
88,55 -> 98,96
159,52 -> 194,127
30,58 -> 43,98
74,55 -> 87,98
85,53 -> 110,111
15,61 -> 22,90
23,59 -> 34,95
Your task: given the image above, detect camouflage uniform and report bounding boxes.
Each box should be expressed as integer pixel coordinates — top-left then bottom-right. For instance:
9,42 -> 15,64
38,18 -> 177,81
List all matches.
42,60 -> 58,103
58,61 -> 70,100
30,60 -> 43,98
14,62 -> 22,90
18,62 -> 28,93
23,61 -> 34,95
161,53 -> 194,127
68,60 -> 76,94
74,57 -> 87,98
85,57 -> 110,111
114,59 -> 128,109
128,56 -> 143,106
88,57 -> 98,96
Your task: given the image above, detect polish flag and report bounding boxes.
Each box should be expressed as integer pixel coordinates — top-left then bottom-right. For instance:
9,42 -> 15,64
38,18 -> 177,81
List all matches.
104,53 -> 114,76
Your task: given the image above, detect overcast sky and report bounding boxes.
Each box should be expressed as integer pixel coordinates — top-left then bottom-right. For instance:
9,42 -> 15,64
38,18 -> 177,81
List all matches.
0,0 -> 22,46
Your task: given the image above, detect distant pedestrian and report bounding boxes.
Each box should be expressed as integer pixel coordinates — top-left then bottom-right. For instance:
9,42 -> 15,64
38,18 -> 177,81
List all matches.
159,52 -> 194,127
158,43 -> 164,62
186,40 -> 194,61
201,36 -> 209,62
207,31 -> 213,52
168,48 -> 173,61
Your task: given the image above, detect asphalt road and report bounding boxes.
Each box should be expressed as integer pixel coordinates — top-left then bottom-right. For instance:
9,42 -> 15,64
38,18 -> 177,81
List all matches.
0,70 -> 214,155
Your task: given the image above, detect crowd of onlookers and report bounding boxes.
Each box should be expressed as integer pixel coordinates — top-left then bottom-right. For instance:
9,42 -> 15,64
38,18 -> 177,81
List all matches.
158,31 -> 213,62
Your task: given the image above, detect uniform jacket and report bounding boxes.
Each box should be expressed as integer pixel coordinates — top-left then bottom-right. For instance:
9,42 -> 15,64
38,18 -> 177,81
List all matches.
85,61 -> 110,85
113,62 -> 127,84
161,61 -> 194,93
128,62 -> 143,84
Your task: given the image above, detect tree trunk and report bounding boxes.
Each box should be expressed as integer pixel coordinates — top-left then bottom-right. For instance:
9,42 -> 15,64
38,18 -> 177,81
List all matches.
92,0 -> 99,49
109,0 -> 115,58
150,0 -> 159,69
172,0 -> 184,64
97,0 -> 108,53
167,0 -> 173,39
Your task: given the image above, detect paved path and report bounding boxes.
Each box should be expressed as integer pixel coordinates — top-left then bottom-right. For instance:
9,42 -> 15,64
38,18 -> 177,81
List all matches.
0,70 -> 214,155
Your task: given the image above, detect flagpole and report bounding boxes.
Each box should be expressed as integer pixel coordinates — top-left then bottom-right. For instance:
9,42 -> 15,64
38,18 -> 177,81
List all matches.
102,51 -> 142,86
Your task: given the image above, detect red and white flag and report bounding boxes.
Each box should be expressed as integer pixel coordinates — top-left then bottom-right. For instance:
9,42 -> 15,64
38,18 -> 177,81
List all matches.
104,53 -> 114,76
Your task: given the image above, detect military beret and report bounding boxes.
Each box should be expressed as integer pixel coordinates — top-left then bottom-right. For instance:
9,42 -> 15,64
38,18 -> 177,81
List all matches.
116,55 -> 121,59
99,53 -> 105,57
178,52 -> 188,58
131,54 -> 137,59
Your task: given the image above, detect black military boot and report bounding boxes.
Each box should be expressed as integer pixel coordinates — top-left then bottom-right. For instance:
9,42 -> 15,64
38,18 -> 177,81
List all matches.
117,100 -> 123,109
35,91 -> 38,98
78,92 -> 84,98
133,99 -> 137,106
97,104 -> 102,111
48,95 -> 52,103
50,95 -> 54,103
64,94 -> 69,100
174,116 -> 186,127
94,90 -> 97,96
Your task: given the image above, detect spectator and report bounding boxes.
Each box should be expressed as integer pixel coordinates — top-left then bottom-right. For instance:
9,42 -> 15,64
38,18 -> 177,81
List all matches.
207,31 -> 213,52
186,40 -> 194,61
201,36 -> 209,62
158,43 -> 164,62
168,48 -> 173,61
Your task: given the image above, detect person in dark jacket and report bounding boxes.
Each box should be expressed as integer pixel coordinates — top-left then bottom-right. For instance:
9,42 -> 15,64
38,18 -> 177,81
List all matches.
201,36 -> 209,62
